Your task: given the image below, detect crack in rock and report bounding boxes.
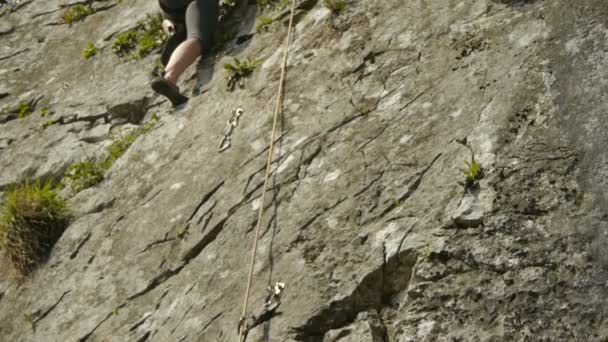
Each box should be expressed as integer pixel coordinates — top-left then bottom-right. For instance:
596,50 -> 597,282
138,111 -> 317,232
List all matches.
187,181 -> 224,222
69,232 -> 92,259
32,290 -> 71,325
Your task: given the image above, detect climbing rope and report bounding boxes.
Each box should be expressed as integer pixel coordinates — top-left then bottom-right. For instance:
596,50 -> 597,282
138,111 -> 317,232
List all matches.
237,0 -> 297,341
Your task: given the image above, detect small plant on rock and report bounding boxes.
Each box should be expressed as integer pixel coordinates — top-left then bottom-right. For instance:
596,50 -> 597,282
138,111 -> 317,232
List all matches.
112,30 -> 139,58
40,107 -> 50,117
256,15 -> 273,33
324,0 -> 346,13
462,158 -> 484,188
0,180 -> 70,276
135,14 -> 166,59
83,42 -> 99,59
62,159 -> 107,194
17,101 -> 31,119
63,4 -> 93,24
224,57 -> 263,91
112,14 -> 166,60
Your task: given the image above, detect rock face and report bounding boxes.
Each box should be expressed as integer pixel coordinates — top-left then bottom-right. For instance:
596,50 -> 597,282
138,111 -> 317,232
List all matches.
1,0 -> 608,341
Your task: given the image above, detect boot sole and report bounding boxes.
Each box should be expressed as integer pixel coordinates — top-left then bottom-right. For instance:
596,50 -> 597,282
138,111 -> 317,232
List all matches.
151,78 -> 189,107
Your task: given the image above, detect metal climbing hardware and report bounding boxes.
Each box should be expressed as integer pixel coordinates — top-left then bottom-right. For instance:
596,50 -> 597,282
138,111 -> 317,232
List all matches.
218,107 -> 244,152
237,282 -> 286,341
264,282 -> 285,308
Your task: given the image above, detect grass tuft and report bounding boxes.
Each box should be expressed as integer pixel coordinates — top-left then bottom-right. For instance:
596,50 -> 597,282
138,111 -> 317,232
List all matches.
83,42 -> 99,59
62,117 -> 159,194
0,180 -> 70,276
462,158 -> 484,188
63,4 -> 93,24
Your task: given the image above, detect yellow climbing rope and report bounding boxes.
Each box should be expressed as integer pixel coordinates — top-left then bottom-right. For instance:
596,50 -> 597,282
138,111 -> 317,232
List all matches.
238,0 -> 297,341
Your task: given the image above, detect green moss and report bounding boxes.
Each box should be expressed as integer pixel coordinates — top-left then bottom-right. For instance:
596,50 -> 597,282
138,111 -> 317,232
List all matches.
224,57 -> 263,91
40,119 -> 56,130
0,180 -> 70,276
17,102 -> 31,119
113,14 -> 166,60
40,107 -> 50,117
256,16 -> 273,33
63,4 -> 93,24
323,0 -> 346,13
83,42 -> 99,59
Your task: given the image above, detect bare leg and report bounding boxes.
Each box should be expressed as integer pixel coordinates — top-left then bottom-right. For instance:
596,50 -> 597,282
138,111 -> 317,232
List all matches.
164,38 -> 202,85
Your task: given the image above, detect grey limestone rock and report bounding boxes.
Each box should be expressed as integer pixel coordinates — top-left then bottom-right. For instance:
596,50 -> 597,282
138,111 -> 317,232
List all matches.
1,0 -> 608,341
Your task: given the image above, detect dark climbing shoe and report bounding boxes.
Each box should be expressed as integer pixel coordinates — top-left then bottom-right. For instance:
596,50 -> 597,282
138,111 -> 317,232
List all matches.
151,77 -> 189,107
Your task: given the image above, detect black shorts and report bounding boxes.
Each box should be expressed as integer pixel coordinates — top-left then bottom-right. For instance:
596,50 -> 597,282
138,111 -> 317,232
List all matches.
158,0 -> 219,52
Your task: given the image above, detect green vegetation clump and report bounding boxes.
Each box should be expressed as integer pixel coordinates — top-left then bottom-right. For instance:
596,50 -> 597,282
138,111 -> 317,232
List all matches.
40,107 -> 50,117
17,102 -> 31,119
462,158 -> 484,188
40,119 -> 57,130
62,160 -> 107,194
63,4 -> 94,24
62,117 -> 159,193
256,16 -> 273,33
83,42 -> 99,59
224,57 -> 263,91
112,30 -> 139,58
323,0 -> 346,13
0,180 -> 70,276
112,14 -> 166,60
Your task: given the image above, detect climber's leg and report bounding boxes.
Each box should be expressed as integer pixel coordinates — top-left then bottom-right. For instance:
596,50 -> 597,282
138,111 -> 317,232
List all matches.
164,38 -> 202,84
152,0 -> 219,107
164,0 -> 219,84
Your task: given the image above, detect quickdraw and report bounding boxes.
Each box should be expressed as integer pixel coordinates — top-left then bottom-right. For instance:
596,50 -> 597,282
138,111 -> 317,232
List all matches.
218,107 -> 244,152
237,282 -> 286,341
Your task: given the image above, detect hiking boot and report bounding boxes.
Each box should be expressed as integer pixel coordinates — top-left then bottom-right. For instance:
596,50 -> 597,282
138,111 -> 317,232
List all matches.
151,77 -> 189,107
